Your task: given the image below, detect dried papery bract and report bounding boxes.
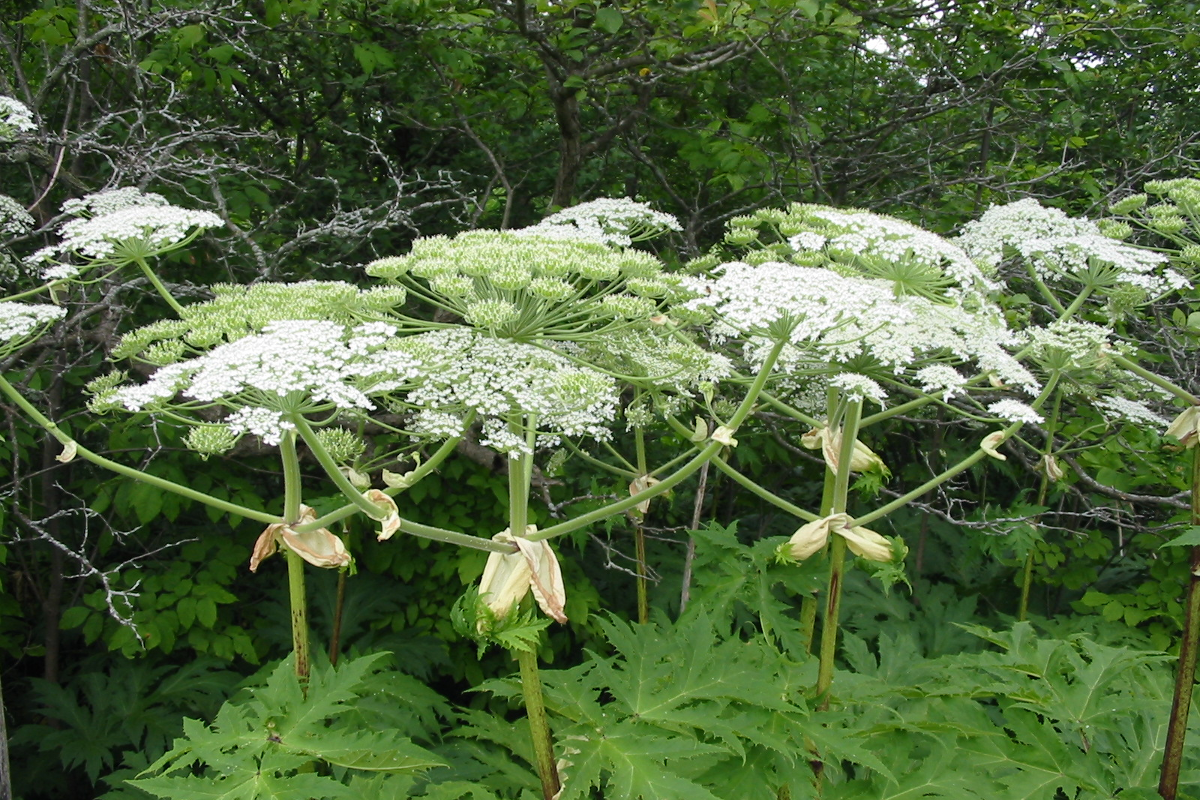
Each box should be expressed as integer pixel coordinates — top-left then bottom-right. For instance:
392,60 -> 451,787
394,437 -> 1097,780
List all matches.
477,528 -> 568,626
1167,406 -> 1200,449
838,523 -> 893,562
781,514 -> 846,560
1040,454 -> 1065,482
780,513 -> 893,563
629,475 -> 661,517
364,489 -> 401,540
981,431 -> 1008,461
251,505 -> 351,572
802,426 -> 889,476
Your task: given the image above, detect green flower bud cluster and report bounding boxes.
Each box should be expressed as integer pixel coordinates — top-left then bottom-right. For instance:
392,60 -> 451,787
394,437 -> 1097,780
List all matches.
313,427 -> 367,464
113,280 -> 406,363
184,425 -> 240,459
364,230 -> 694,339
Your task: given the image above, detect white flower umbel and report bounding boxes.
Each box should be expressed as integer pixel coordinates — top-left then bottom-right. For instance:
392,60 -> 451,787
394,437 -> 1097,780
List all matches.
0,194 -> 34,236
0,96 -> 35,138
1026,320 -> 1113,373
61,188 -> 169,217
987,399 -> 1044,425
959,198 -> 1187,295
516,198 -> 682,248
0,302 -> 66,351
390,329 -> 619,456
915,365 -> 968,399
691,261 -> 1036,396
828,373 -> 886,405
1095,396 -> 1167,428
570,326 -> 732,397
108,320 -> 423,446
794,205 -> 997,296
725,203 -> 996,300
29,189 -> 222,277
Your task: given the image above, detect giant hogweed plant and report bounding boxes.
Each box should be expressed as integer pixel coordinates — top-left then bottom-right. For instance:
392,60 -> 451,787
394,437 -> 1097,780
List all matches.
0,189 -> 750,797
2,129 -> 1200,795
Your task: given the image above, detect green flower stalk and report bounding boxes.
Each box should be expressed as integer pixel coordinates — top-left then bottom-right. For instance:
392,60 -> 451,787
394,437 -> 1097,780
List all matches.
815,398 -> 863,702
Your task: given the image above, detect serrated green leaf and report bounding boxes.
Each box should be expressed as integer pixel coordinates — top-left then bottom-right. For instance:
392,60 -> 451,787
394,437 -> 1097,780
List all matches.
1161,526 -> 1200,548
289,730 -> 445,773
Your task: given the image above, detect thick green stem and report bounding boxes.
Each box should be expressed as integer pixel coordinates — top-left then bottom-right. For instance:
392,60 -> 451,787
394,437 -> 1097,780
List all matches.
634,426 -> 649,624
517,647 -> 561,800
0,374 -> 277,523
815,399 -> 862,703
292,415 -> 390,521
299,429 -> 469,531
280,432 -> 310,684
1020,387 -> 1062,621
134,257 -> 186,316
1110,352 -> 1198,404
286,549 -> 311,684
1159,445 -> 1200,800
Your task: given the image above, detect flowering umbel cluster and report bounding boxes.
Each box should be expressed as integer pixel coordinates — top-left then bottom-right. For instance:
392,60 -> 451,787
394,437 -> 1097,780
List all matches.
0,302 -> 66,355
93,320 -> 424,446
0,96 -> 35,139
958,198 -> 1188,297
28,189 -> 223,280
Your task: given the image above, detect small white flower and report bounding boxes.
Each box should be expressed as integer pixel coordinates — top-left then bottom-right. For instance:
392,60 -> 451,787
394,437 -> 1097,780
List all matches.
915,365 -> 968,398
518,198 -> 681,247
788,231 -> 827,251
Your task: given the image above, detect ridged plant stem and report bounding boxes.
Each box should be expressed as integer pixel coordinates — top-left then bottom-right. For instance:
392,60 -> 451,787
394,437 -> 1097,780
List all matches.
815,398 -> 862,703
1159,443 -> 1200,800
517,647 -> 561,800
280,431 -> 310,684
